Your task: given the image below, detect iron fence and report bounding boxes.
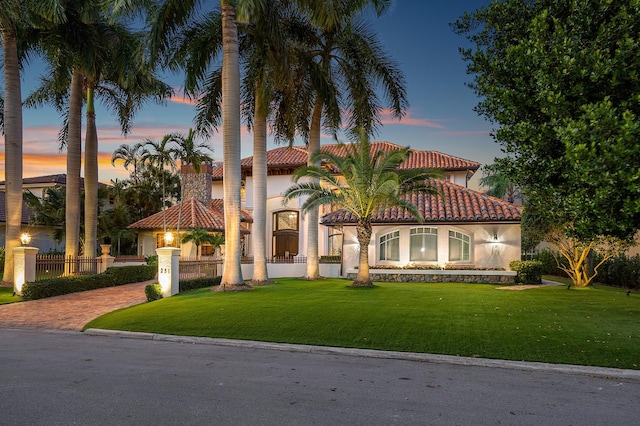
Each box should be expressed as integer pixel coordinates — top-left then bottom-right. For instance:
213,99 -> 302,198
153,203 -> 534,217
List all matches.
35,255 -> 101,281
178,257 -> 221,280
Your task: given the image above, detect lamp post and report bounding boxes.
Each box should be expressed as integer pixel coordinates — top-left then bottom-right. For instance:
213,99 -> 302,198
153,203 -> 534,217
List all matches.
20,232 -> 31,246
164,232 -> 174,247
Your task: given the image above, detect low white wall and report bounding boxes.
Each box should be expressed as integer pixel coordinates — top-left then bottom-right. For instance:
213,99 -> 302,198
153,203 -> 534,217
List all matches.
219,262 -> 342,280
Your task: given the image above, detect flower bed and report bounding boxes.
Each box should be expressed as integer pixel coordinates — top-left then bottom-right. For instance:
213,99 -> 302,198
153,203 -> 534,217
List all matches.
346,269 -> 516,284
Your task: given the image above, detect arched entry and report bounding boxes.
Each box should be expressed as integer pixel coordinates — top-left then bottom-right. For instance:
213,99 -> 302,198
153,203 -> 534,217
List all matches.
273,210 -> 299,257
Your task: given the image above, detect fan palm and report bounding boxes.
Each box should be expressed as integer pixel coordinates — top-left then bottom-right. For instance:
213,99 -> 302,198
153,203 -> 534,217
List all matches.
283,131 -> 441,286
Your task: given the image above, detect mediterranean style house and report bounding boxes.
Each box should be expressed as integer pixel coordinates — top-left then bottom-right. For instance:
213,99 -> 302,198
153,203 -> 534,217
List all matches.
129,142 -> 524,273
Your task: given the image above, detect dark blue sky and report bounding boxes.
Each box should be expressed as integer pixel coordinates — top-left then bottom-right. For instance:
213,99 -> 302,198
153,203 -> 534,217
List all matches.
6,0 -> 496,187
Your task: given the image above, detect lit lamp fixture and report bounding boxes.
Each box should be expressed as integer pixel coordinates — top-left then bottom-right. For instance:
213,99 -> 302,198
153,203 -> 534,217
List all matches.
164,232 -> 174,246
20,232 -> 31,246
493,231 -> 499,242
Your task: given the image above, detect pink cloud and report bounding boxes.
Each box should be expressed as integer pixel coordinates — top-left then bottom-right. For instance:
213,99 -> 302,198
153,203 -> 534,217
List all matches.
379,109 -> 447,129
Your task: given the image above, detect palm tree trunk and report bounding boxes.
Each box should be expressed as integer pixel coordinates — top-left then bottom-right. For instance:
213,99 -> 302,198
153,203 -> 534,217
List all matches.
218,1 -> 248,290
65,69 -> 83,275
304,98 -> 323,279
354,220 -> 373,286
2,28 -> 23,284
251,94 -> 269,284
84,84 -> 98,261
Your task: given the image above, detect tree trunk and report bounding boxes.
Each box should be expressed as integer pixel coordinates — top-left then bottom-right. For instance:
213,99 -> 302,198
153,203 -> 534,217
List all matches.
65,70 -> 83,275
251,94 -> 270,284
217,1 -> 249,291
353,220 -> 373,286
2,28 -> 23,284
304,98 -> 323,280
84,84 -> 98,260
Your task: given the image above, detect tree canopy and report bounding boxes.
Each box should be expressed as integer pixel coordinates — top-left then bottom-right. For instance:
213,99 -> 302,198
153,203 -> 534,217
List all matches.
454,0 -> 640,243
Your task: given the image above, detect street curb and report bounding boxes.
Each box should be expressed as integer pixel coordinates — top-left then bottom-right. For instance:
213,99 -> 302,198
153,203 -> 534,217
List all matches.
84,328 -> 640,381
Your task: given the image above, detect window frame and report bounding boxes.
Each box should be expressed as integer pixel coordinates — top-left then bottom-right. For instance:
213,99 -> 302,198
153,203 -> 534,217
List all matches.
409,227 -> 438,262
448,230 -> 471,262
379,230 -> 400,261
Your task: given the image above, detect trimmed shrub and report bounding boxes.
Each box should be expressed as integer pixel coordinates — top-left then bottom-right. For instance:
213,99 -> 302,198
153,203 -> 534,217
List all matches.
509,260 -> 543,284
179,276 -> 221,292
145,283 -> 163,302
104,265 -> 155,283
319,255 -> 341,264
22,265 -> 156,301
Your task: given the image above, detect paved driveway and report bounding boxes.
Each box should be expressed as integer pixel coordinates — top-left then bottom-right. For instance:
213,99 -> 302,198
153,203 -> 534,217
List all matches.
0,280 -> 152,330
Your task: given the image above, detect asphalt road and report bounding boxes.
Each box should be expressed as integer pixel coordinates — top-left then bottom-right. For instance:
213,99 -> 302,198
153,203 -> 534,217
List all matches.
1,329 -> 639,425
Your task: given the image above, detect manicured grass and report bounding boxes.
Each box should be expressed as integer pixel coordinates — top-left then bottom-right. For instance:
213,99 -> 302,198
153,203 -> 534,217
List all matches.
0,287 -> 22,305
84,278 -> 639,370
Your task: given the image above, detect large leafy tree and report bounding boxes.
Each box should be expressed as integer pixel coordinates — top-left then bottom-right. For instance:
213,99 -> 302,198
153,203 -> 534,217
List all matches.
454,0 -> 640,286
283,131 -> 441,287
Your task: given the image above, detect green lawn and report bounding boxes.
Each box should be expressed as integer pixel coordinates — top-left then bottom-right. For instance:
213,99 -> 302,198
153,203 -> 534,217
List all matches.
0,287 -> 22,305
84,278 -> 639,370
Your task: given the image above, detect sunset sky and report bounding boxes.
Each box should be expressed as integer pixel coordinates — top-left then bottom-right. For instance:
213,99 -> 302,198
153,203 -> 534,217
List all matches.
1,0 -> 495,188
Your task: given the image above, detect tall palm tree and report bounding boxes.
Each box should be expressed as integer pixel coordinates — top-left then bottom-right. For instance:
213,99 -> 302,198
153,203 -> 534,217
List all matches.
1,0 -> 65,283
140,134 -> 179,232
294,1 -> 408,280
283,131 -> 441,287
111,142 -> 145,185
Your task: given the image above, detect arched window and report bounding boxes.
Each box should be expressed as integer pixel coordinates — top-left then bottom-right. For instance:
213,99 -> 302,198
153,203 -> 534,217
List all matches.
410,227 -> 438,262
449,230 -> 470,261
379,230 -> 400,261
273,210 -> 299,257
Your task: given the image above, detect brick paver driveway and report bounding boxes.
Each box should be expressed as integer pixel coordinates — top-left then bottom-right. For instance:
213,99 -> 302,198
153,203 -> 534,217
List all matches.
0,280 -> 153,331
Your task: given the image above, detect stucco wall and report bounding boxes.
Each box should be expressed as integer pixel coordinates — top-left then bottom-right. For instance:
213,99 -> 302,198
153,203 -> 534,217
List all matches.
340,223 -> 521,271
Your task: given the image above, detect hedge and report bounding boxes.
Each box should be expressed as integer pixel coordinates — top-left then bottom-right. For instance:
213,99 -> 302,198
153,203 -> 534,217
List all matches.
509,260 -> 543,284
22,265 -> 156,301
179,276 -> 221,292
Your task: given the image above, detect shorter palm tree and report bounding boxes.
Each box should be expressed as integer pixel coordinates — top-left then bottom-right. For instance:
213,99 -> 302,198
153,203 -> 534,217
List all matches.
181,228 -> 224,259
283,131 -> 442,287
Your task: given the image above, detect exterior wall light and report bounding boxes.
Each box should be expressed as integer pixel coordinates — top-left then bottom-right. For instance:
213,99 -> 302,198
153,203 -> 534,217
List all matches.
20,233 -> 31,246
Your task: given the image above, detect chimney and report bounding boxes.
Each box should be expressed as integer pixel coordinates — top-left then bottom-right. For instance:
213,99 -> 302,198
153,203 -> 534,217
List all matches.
180,162 -> 214,207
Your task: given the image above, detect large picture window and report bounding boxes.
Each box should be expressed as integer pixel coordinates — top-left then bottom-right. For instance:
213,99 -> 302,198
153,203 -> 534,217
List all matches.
273,210 -> 299,257
410,227 -> 438,262
449,230 -> 470,261
379,230 -> 400,261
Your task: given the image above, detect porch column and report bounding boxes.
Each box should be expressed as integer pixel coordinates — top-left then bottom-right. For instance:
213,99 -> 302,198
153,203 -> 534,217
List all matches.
13,246 -> 39,297
156,247 -> 180,297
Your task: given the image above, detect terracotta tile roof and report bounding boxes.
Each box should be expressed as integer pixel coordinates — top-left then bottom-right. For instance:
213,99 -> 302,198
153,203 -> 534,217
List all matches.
211,142 -> 480,179
0,174 -> 103,189
128,198 -> 253,231
320,180 -> 523,225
